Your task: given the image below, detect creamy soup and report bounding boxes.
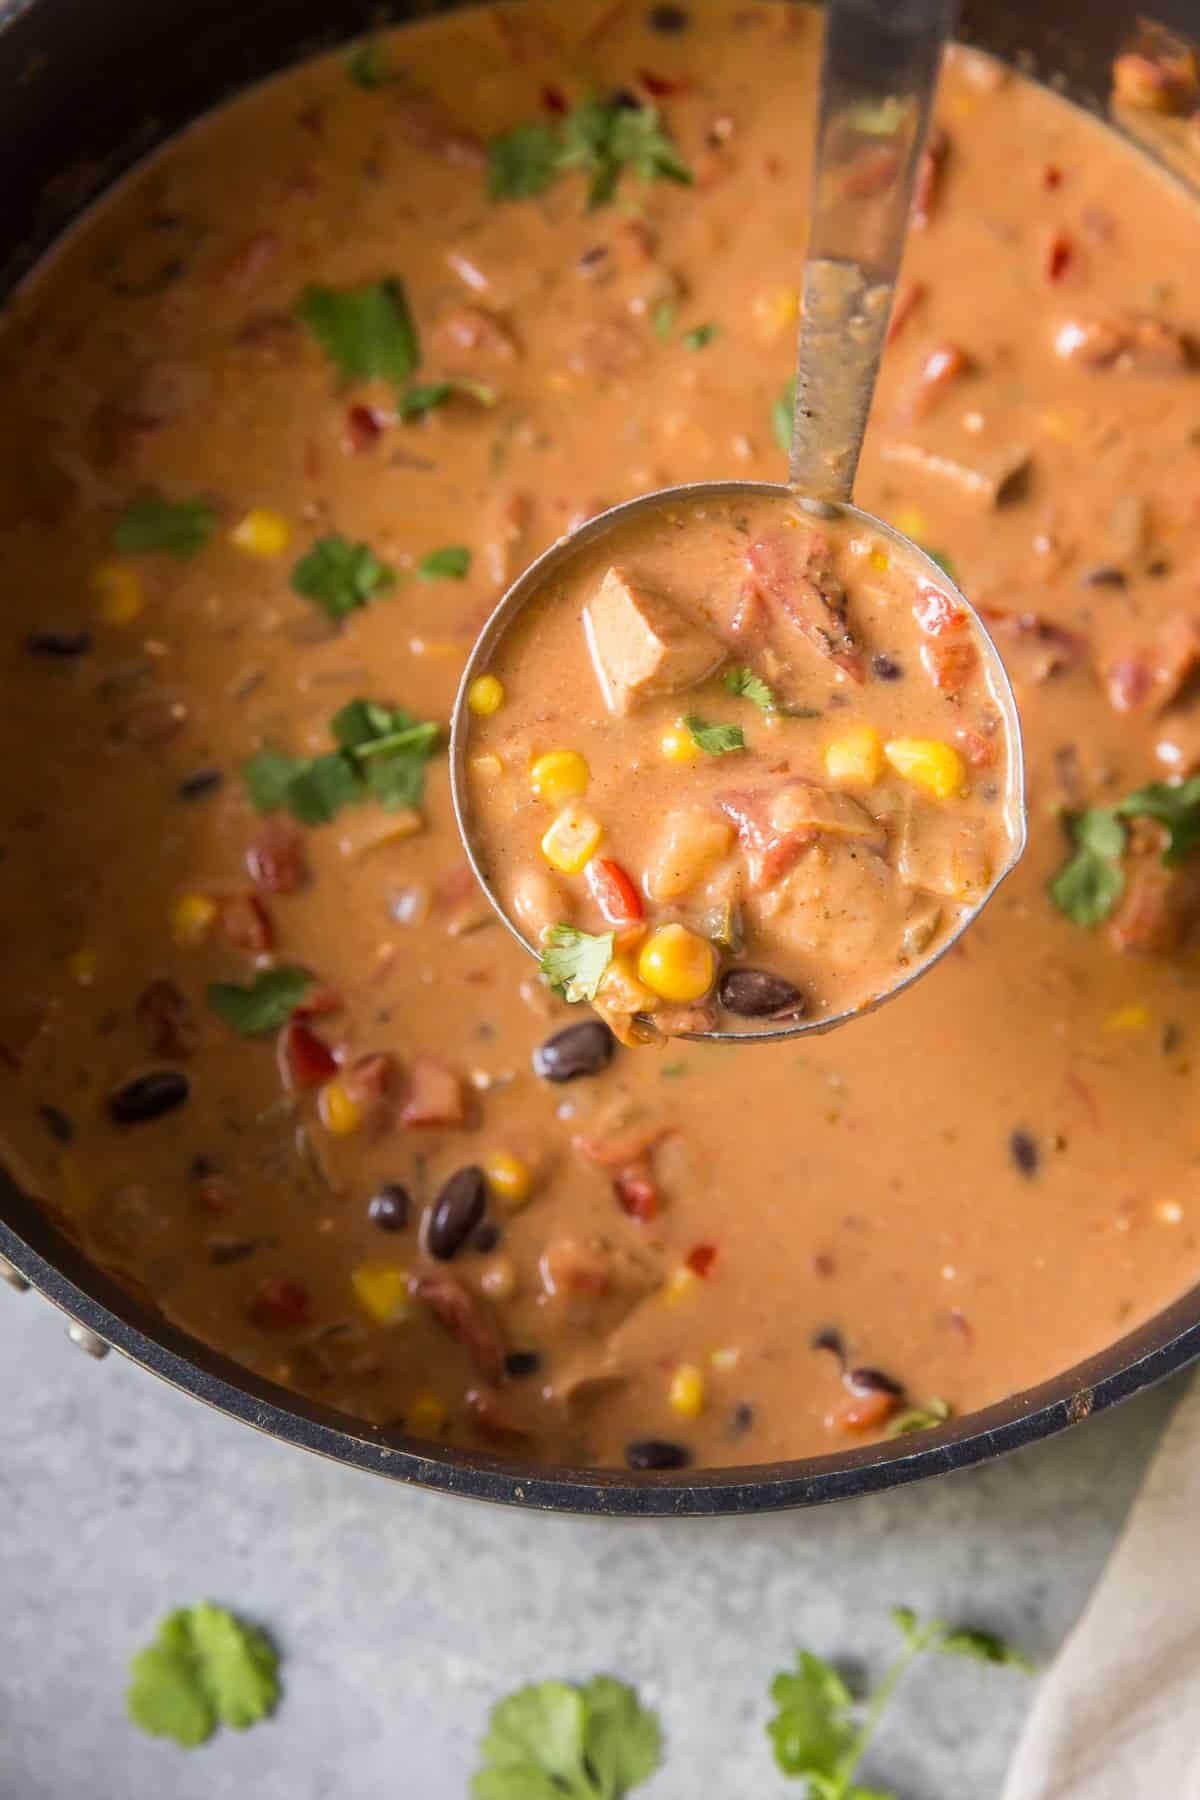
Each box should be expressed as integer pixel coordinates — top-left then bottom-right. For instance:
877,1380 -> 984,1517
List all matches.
2,1 -> 1200,1471
464,489 -> 1020,1040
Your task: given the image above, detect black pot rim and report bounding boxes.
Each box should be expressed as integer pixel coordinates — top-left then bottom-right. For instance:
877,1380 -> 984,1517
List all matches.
4,1197 -> 1199,1515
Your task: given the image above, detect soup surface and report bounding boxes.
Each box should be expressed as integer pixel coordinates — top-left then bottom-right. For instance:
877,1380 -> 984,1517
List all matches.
2,1 -> 1200,1471
464,488 -> 1020,1040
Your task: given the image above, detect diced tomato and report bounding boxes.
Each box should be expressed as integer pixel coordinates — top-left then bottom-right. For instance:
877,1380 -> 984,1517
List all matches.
685,1243 -> 718,1278
638,68 -> 692,97
344,1051 -> 395,1106
586,858 -> 645,927
194,1179 -> 233,1216
246,818 -> 307,894
249,1276 -> 311,1331
719,789 -> 817,891
416,1274 -> 503,1381
825,1387 -> 898,1434
293,983 -> 343,1017
278,1019 -> 337,1090
920,637 -> 978,694
1106,656 -> 1154,713
539,1239 -> 613,1298
343,403 -> 388,454
913,586 -> 966,637
1045,231 -> 1075,282
400,1056 -> 466,1127
219,892 -> 274,954
540,83 -> 568,115
956,728 -> 997,770
135,977 -> 198,1060
905,343 -> 970,421
1042,164 -> 1063,189
614,1161 -> 659,1221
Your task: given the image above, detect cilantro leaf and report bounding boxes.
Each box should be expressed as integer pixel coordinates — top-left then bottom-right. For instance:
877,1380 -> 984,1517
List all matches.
207,967 -> 314,1036
291,533 -> 396,618
354,712 -> 441,810
768,1650 -> 857,1781
607,102 -> 693,190
418,544 -> 471,580
886,1396 -> 951,1437
472,1676 -> 660,1800
652,299 -> 676,341
683,714 -> 746,756
295,278 -> 419,389
345,37 -> 387,89
538,924 -> 614,1003
112,492 -> 215,559
488,120 -> 562,200
1118,776 -> 1200,867
244,699 -> 440,823
329,697 -> 396,750
400,377 -> 496,418
723,665 -> 776,711
244,747 -> 310,814
1048,807 -> 1126,926
681,322 -> 718,351
773,377 -> 797,454
126,1604 -> 280,1749
580,1676 -> 662,1797
283,751 -> 363,825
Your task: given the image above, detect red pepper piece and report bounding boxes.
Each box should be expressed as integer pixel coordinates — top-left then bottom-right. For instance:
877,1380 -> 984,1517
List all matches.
913,586 -> 967,637
1045,231 -> 1075,282
219,892 -> 274,954
685,1243 -> 717,1278
343,403 -> 388,454
400,1056 -> 466,1127
586,857 -> 645,927
246,818 -> 307,894
278,1019 -> 337,1090
614,1161 -> 659,1221
249,1277 -> 311,1331
638,68 -> 692,98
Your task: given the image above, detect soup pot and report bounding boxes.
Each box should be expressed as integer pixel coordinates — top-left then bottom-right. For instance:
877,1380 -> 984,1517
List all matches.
1,0 -> 1197,1516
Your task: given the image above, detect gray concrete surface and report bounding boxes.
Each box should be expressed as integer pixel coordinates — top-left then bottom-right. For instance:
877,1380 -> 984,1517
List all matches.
0,1288 -> 1183,1800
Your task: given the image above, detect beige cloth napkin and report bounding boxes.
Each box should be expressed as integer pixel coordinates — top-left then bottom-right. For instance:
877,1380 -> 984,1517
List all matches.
1002,1374 -> 1200,1799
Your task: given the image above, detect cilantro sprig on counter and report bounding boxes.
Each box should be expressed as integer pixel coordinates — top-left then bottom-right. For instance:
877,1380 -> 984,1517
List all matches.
112,492 -> 216,559
683,713 -> 745,756
127,1603 -> 279,1749
473,1676 -> 661,1800
539,924 -> 614,1004
206,966 -> 314,1037
769,1608 -> 1031,1795
489,94 -> 692,210
1049,776 -> 1200,926
244,697 -> 440,825
291,533 -> 396,619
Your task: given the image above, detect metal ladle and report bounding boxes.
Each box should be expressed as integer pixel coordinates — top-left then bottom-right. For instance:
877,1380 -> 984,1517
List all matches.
450,0 -> 1026,1042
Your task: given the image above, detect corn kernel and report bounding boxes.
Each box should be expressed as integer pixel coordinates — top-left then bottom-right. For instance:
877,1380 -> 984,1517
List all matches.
884,737 -> 966,801
351,1265 -> 410,1325
471,752 -> 505,782
170,892 -> 218,946
659,721 -> 701,764
894,507 -> 927,541
530,749 -> 590,806
824,723 -> 884,787
406,1391 -> 449,1435
482,1149 -> 533,1209
467,674 -> 505,717
664,1265 -> 699,1305
669,1362 -> 707,1419
231,508 -> 291,557
541,805 -> 602,875
319,1078 -> 363,1136
1104,1003 -> 1151,1033
638,923 -> 716,1003
66,948 -> 97,987
710,1346 -> 741,1373
752,285 -> 800,340
91,561 -> 143,625
868,548 -> 890,573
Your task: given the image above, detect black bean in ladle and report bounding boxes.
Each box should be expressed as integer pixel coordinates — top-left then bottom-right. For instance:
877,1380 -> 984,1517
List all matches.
426,1166 -> 486,1260
532,1020 -> 615,1083
719,968 -> 807,1020
107,1069 -> 190,1125
625,1438 -> 692,1471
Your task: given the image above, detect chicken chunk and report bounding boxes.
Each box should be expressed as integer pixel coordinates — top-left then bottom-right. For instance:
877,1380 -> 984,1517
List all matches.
584,566 -> 725,715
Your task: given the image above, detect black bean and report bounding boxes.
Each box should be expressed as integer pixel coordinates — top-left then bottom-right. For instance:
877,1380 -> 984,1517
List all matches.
1009,1128 -> 1039,1178
719,968 -> 807,1020
871,653 -> 903,681
729,1402 -> 755,1436
625,1438 -> 692,1471
189,1151 -> 221,1178
426,1166 -> 486,1260
811,1326 -> 845,1361
532,1020 -> 615,1083
648,3 -> 690,29
107,1069 -> 190,1125
473,1221 -> 501,1254
368,1183 -> 410,1232
504,1349 -> 542,1379
610,87 -> 642,111
208,1238 -> 260,1266
1147,558 -> 1172,578
845,1366 -> 905,1397
1163,1021 -> 1184,1055
1079,565 -> 1127,589
177,767 -> 224,801
26,629 -> 93,658
36,1103 -> 74,1145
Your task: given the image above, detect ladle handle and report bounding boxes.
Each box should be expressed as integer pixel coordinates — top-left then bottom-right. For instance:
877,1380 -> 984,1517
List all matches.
788,0 -> 957,502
